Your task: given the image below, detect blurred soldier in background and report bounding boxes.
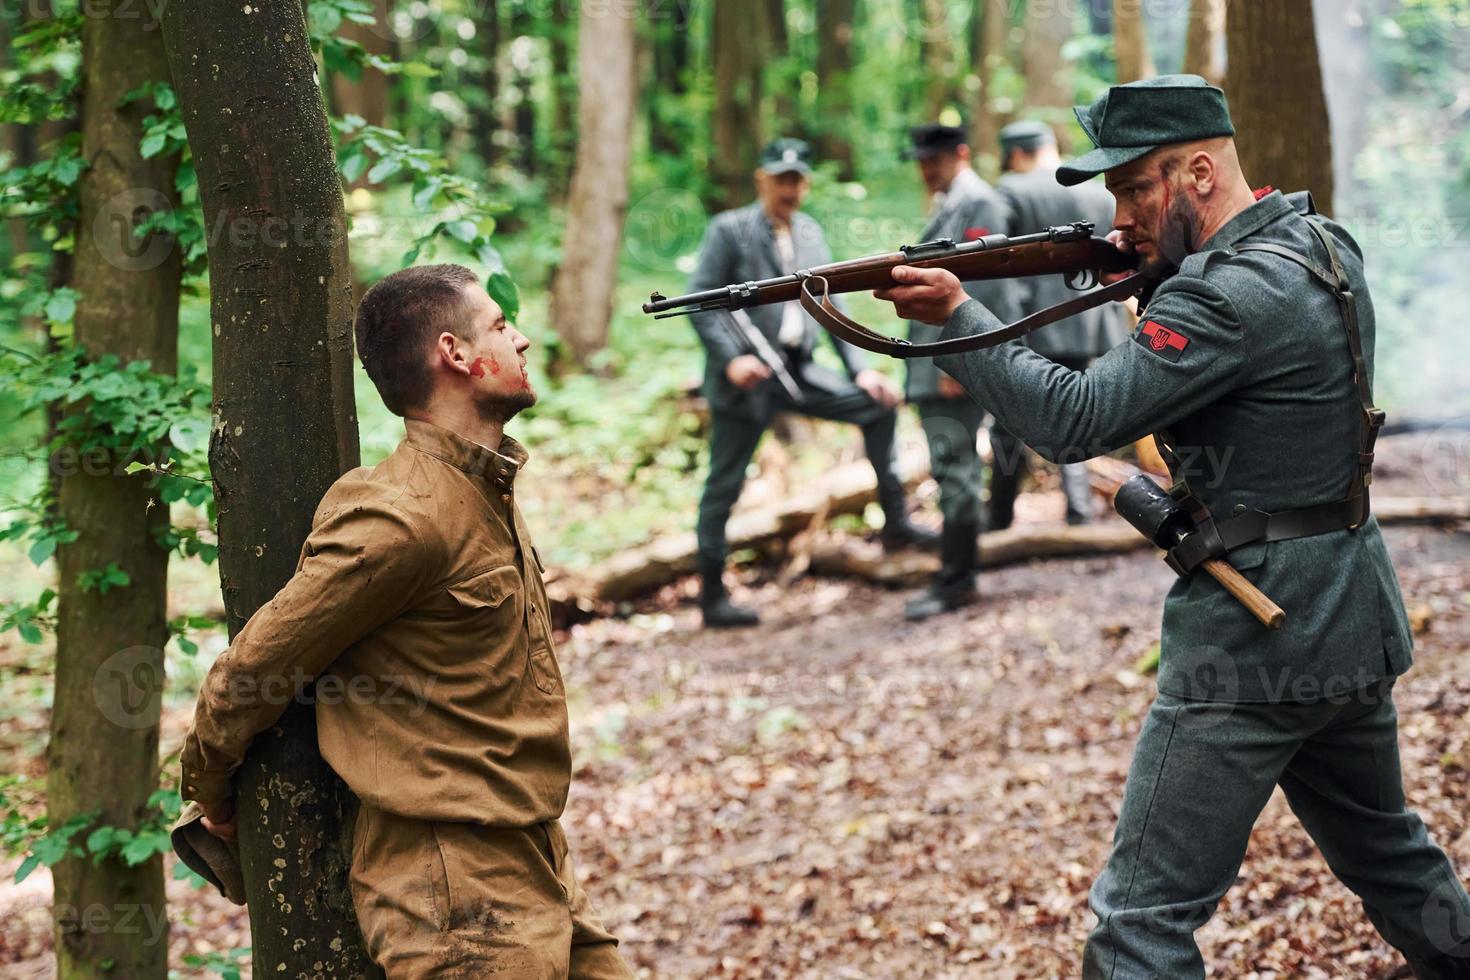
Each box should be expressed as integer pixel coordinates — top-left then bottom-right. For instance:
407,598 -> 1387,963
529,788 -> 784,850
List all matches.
990,120 -> 1133,527
899,124 -> 1021,620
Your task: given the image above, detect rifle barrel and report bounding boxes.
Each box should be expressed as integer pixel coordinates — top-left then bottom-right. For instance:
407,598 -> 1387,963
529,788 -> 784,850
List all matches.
643,222 -> 1111,317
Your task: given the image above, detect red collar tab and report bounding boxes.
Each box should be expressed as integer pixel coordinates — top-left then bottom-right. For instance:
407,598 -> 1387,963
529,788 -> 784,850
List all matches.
1253,185 -> 1275,201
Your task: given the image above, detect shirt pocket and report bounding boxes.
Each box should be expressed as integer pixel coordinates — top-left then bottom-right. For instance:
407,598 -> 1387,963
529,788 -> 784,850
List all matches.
446,564 -> 521,611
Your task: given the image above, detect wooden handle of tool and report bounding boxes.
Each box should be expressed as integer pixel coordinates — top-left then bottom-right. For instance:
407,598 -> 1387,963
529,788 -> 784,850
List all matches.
1200,557 -> 1286,630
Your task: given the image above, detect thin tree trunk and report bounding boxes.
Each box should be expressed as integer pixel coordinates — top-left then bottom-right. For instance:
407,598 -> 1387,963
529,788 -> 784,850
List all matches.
160,0 -> 375,974
921,0 -> 956,120
1183,0 -> 1225,86
712,0 -> 765,207
1022,0 -> 1077,109
1112,0 -> 1156,83
815,0 -> 857,180
970,0 -> 1009,178
470,0 -> 502,168
511,2 -> 537,176
766,0 -> 796,128
49,3 -> 180,976
1225,0 -> 1334,214
549,0 -> 576,200
549,0 -> 637,369
330,0 -> 391,127
647,0 -> 691,155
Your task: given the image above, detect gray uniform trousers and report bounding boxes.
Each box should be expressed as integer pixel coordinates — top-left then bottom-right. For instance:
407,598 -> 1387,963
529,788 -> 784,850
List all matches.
695,379 -> 903,574
1084,676 -> 1470,978
987,355 -> 1095,527
912,396 -> 986,529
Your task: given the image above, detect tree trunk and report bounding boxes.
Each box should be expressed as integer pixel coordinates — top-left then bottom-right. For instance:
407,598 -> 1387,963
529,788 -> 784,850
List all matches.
970,0 -> 1009,178
159,1 -> 376,975
1311,0 -> 1371,200
1022,0 -> 1077,110
1112,0 -> 1156,83
1225,0 -> 1333,214
1183,0 -> 1225,86
647,0 -> 691,155
712,0 -> 766,207
511,2 -> 537,176
330,0 -> 391,127
548,0 -> 576,200
470,0 -> 502,168
814,0 -> 857,180
921,0 -> 956,120
48,4 -> 180,977
549,0 -> 637,369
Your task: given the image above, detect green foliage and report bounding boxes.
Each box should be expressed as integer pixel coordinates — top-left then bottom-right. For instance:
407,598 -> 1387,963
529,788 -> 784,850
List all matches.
0,9 -> 82,127
77,561 -> 131,595
335,114 -> 519,312
0,589 -> 57,644
1,778 -> 182,883
180,947 -> 250,980
308,0 -> 436,80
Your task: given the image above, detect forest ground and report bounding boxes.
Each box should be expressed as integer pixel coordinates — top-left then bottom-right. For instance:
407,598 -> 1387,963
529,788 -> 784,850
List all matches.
0,431 -> 1466,979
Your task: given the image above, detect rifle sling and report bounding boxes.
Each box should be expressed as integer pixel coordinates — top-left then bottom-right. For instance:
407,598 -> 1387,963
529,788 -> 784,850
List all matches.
795,271 -> 1148,359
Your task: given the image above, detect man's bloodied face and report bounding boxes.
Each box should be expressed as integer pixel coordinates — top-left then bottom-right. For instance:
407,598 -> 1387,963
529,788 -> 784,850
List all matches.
1105,149 -> 1199,278
455,283 -> 536,419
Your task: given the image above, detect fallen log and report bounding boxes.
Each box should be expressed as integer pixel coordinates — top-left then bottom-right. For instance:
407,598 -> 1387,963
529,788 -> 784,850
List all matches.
808,522 -> 1151,588
543,449 -> 929,616
546,450 -> 1470,614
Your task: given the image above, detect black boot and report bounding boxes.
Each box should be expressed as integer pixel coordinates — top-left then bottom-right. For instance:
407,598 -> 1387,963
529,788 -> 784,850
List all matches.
904,521 -> 979,621
881,517 -> 943,553
699,559 -> 759,629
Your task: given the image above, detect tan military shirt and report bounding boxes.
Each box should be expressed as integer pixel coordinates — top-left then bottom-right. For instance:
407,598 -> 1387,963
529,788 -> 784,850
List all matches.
179,418 -> 571,826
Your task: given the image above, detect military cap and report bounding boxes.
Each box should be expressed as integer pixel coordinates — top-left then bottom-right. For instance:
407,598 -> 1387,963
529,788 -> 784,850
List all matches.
999,120 -> 1057,154
758,138 -> 814,176
903,123 -> 968,161
1056,74 -> 1236,186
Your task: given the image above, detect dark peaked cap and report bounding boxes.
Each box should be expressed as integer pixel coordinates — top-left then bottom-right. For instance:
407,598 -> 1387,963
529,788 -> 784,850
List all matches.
1056,74 -> 1236,186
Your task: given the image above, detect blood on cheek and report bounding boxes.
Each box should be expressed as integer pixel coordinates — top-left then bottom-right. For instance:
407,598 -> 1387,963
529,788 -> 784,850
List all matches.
468,357 -> 502,379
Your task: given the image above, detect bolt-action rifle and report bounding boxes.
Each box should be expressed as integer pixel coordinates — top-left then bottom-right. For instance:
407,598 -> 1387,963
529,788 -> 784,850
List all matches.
644,222 -> 1150,358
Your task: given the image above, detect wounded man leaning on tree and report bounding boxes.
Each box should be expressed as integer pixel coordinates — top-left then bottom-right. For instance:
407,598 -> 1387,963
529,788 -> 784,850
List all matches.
177,264 -> 633,979
874,75 -> 1470,979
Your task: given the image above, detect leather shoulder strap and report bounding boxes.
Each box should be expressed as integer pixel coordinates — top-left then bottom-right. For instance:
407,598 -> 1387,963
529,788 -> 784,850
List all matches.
796,272 -> 1147,359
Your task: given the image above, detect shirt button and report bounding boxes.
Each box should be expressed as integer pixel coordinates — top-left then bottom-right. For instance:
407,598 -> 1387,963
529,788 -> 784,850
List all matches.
501,493 -> 511,502
185,784 -> 196,794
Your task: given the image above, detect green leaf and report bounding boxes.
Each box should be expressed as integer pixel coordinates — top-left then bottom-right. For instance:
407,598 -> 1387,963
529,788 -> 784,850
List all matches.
366,156 -> 401,184
44,288 -> 77,326
138,131 -> 167,159
176,635 -> 198,656
18,622 -> 42,645
14,854 -> 40,884
27,536 -> 56,566
121,830 -> 164,866
50,154 -> 83,187
444,219 -> 477,244
486,272 -> 519,325
339,148 -> 368,184
86,826 -> 121,855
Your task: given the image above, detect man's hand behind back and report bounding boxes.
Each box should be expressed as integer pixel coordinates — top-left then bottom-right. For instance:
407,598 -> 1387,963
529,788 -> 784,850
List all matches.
201,799 -> 237,843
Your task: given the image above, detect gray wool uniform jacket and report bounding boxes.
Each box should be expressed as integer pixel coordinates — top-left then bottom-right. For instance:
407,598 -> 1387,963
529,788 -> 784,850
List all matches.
687,203 -> 867,423
932,190 -> 1413,704
905,167 -> 1022,401
997,167 -> 1132,361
